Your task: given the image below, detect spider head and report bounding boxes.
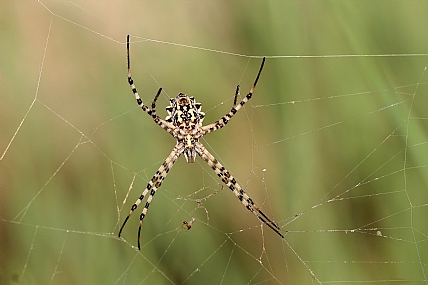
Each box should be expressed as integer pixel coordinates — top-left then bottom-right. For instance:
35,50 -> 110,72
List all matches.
165,93 -> 205,128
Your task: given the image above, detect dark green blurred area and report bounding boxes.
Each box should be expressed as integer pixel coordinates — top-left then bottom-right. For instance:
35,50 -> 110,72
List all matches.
1,1 -> 428,284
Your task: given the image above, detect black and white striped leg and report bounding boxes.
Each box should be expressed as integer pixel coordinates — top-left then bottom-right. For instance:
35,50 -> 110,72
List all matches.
195,142 -> 283,238
150,88 -> 162,117
202,57 -> 265,135
126,35 -> 176,136
233,85 -> 240,107
118,144 -> 184,249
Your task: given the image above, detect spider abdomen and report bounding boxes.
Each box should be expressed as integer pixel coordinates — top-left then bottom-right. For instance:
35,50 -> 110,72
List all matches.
165,93 -> 205,127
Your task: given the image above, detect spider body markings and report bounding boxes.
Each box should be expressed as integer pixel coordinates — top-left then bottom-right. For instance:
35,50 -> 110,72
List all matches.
119,35 -> 284,249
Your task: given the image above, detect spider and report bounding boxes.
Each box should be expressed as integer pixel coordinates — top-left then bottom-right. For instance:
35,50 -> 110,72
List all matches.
118,35 -> 284,249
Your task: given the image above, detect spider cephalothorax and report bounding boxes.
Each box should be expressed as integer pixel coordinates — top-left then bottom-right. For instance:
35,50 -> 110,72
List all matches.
119,35 -> 283,250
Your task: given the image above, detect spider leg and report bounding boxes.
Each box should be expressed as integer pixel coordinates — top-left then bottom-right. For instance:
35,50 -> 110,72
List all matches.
233,85 -> 240,107
118,143 -> 184,249
150,87 -> 163,116
195,142 -> 284,238
126,35 -> 176,137
202,57 -> 265,135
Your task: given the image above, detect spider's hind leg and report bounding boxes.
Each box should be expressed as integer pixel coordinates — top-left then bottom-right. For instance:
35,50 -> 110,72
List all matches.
196,141 -> 283,239
118,144 -> 183,249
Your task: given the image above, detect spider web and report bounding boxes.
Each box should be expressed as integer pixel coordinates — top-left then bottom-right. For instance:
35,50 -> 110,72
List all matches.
1,1 -> 428,284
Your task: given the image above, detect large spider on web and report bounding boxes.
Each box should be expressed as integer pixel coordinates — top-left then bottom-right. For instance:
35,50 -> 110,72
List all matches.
118,35 -> 284,249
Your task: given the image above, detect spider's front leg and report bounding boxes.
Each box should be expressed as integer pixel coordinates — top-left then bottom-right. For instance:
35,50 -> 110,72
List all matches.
195,142 -> 284,238
126,35 -> 175,137
150,87 -> 162,117
118,143 -> 184,250
202,57 -> 265,135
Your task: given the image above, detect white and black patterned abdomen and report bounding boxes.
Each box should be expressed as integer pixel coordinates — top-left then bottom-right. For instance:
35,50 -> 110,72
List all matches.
165,93 -> 205,128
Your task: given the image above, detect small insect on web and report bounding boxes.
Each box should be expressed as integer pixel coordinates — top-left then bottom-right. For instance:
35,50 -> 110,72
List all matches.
118,35 -> 284,250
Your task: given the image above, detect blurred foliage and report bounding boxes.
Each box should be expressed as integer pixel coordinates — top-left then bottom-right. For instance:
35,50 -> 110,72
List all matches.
1,1 -> 428,284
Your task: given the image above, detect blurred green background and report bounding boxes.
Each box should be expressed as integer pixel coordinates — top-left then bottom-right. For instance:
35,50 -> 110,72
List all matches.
1,1 -> 428,284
